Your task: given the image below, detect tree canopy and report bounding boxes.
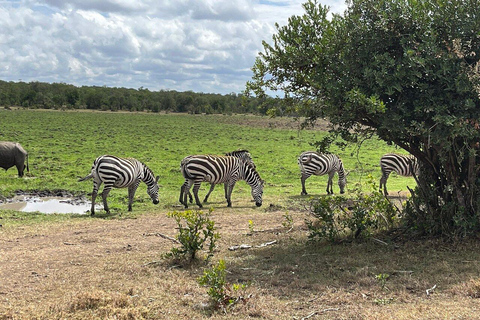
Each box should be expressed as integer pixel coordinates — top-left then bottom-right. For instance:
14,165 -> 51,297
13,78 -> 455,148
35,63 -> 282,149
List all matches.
248,0 -> 480,236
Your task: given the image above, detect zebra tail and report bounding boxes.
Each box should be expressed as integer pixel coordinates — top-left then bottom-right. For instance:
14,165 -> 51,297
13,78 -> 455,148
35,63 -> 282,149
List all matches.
78,173 -> 93,182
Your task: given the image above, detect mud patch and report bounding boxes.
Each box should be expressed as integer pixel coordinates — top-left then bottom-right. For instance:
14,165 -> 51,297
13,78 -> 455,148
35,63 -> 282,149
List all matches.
0,191 -> 101,214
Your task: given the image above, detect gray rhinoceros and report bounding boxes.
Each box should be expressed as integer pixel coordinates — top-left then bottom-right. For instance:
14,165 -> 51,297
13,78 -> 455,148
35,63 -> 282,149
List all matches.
0,141 -> 29,177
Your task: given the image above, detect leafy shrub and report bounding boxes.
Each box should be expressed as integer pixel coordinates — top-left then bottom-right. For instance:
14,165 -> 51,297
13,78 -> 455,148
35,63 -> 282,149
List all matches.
165,209 -> 219,262
197,259 -> 249,313
306,175 -> 398,242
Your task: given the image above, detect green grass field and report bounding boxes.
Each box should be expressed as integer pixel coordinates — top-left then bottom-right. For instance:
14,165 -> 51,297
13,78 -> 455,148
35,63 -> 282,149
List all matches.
0,109 -> 413,213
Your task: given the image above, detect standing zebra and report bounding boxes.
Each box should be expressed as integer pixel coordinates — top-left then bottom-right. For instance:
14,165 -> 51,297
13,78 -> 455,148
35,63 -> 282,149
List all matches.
298,151 -> 348,195
78,155 -> 160,215
379,153 -> 419,196
185,150 -> 255,203
179,155 -> 264,208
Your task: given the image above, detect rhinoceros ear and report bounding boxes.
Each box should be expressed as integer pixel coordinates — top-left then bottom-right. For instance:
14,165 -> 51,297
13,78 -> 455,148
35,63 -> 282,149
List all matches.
155,176 -> 160,183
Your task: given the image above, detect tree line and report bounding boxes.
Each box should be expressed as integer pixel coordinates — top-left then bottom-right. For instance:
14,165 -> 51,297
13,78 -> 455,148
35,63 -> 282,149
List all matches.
0,80 -> 271,114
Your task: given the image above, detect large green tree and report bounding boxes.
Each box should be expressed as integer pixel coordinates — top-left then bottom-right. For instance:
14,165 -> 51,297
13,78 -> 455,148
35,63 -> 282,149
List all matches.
247,0 -> 480,236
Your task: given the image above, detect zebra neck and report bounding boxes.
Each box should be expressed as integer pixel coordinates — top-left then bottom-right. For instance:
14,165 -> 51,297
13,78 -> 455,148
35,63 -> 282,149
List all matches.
337,162 -> 345,178
141,166 -> 155,186
241,165 -> 260,186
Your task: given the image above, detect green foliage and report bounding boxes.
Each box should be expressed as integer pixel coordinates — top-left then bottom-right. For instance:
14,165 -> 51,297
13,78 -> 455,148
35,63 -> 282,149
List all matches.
306,176 -> 398,242
248,219 -> 255,234
249,0 -> 480,236
375,273 -> 390,291
166,209 -> 219,262
282,212 -> 294,230
197,259 -> 249,313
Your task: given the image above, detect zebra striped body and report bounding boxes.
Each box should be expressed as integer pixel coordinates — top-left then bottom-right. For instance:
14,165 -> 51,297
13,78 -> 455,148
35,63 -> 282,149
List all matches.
379,153 -> 419,195
79,155 -> 160,215
179,155 -> 263,208
185,150 -> 255,203
298,151 -> 347,195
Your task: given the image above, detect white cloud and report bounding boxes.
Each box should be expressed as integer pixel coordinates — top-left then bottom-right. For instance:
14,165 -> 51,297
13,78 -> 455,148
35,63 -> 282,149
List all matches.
0,0 -> 347,94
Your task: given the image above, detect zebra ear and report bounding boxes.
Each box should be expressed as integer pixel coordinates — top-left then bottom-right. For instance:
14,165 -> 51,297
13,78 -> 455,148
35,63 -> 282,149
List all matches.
155,176 -> 160,183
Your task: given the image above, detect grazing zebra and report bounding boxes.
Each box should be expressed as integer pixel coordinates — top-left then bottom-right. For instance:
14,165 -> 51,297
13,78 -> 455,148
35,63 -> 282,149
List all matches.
78,155 -> 160,215
179,155 -> 264,208
379,153 -> 419,196
185,150 -> 255,203
298,151 -> 348,195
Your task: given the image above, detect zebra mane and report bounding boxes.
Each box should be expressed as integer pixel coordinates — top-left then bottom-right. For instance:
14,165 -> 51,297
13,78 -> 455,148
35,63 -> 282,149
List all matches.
226,149 -> 250,155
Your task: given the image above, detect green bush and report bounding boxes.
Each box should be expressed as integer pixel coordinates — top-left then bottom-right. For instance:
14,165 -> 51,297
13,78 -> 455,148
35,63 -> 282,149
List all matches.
165,209 -> 219,262
306,176 -> 398,242
197,259 -> 249,313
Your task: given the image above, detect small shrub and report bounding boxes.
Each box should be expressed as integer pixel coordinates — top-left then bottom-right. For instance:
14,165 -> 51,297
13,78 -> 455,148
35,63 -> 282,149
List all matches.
282,212 -> 294,231
198,259 -> 250,313
306,196 -> 344,242
165,209 -> 219,262
375,273 -> 390,290
306,175 -> 398,242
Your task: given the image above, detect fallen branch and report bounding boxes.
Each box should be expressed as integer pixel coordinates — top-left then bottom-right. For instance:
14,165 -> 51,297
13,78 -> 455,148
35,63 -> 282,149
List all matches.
143,232 -> 179,244
142,260 -> 162,267
426,284 -> 437,296
228,240 -> 277,251
256,240 -> 277,248
372,238 -> 389,246
228,244 -> 252,251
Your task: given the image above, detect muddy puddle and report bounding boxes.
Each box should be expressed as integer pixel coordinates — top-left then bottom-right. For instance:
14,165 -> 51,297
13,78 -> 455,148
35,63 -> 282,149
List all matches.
0,194 -> 101,214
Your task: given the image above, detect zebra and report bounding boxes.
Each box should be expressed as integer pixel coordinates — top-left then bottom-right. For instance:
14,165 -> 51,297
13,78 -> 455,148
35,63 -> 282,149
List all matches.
179,155 -> 264,208
379,153 -> 419,196
298,151 -> 348,195
184,150 -> 255,203
78,155 -> 160,215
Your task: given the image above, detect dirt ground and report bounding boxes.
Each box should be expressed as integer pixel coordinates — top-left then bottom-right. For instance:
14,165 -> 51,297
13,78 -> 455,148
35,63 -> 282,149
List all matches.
2,203 -> 480,319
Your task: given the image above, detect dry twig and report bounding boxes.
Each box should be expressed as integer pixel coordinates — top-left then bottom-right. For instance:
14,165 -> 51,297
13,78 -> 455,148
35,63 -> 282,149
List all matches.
143,232 -> 179,243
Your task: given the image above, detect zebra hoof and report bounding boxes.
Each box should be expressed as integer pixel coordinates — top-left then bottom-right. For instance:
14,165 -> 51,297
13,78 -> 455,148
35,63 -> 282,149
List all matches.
301,192 -> 307,196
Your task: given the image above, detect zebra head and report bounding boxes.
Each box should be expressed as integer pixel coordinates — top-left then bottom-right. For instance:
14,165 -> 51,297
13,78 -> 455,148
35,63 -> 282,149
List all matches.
252,178 -> 264,207
338,162 -> 348,194
147,175 -> 160,204
243,162 -> 263,207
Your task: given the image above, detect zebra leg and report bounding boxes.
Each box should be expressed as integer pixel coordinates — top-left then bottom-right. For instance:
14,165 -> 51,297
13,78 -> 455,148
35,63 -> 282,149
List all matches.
90,180 -> 101,216
101,186 -> 112,214
327,172 -> 335,194
203,183 -> 215,203
380,172 -> 390,196
192,182 -> 203,208
127,180 -> 140,211
300,174 -> 309,195
225,181 -> 237,207
180,180 -> 191,208
179,183 -> 185,205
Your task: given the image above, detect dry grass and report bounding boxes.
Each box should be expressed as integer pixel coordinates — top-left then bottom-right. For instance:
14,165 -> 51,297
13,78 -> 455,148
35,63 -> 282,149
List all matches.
2,200 -> 480,319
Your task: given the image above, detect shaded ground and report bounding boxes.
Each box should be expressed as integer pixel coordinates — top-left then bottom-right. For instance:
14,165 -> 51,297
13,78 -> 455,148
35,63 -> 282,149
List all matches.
1,202 -> 480,319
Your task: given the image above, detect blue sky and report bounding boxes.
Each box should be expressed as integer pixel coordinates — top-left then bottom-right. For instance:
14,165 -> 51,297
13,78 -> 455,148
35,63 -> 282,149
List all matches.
0,0 -> 346,94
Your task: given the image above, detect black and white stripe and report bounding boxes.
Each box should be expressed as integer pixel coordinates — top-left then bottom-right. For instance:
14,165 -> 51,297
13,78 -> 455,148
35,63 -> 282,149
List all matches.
79,155 -> 160,215
379,153 -> 419,195
179,155 -> 263,208
298,151 -> 347,195
185,150 -> 255,203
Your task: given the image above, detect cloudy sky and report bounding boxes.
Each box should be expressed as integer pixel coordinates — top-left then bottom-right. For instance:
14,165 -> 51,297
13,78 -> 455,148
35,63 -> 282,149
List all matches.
0,0 -> 346,94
